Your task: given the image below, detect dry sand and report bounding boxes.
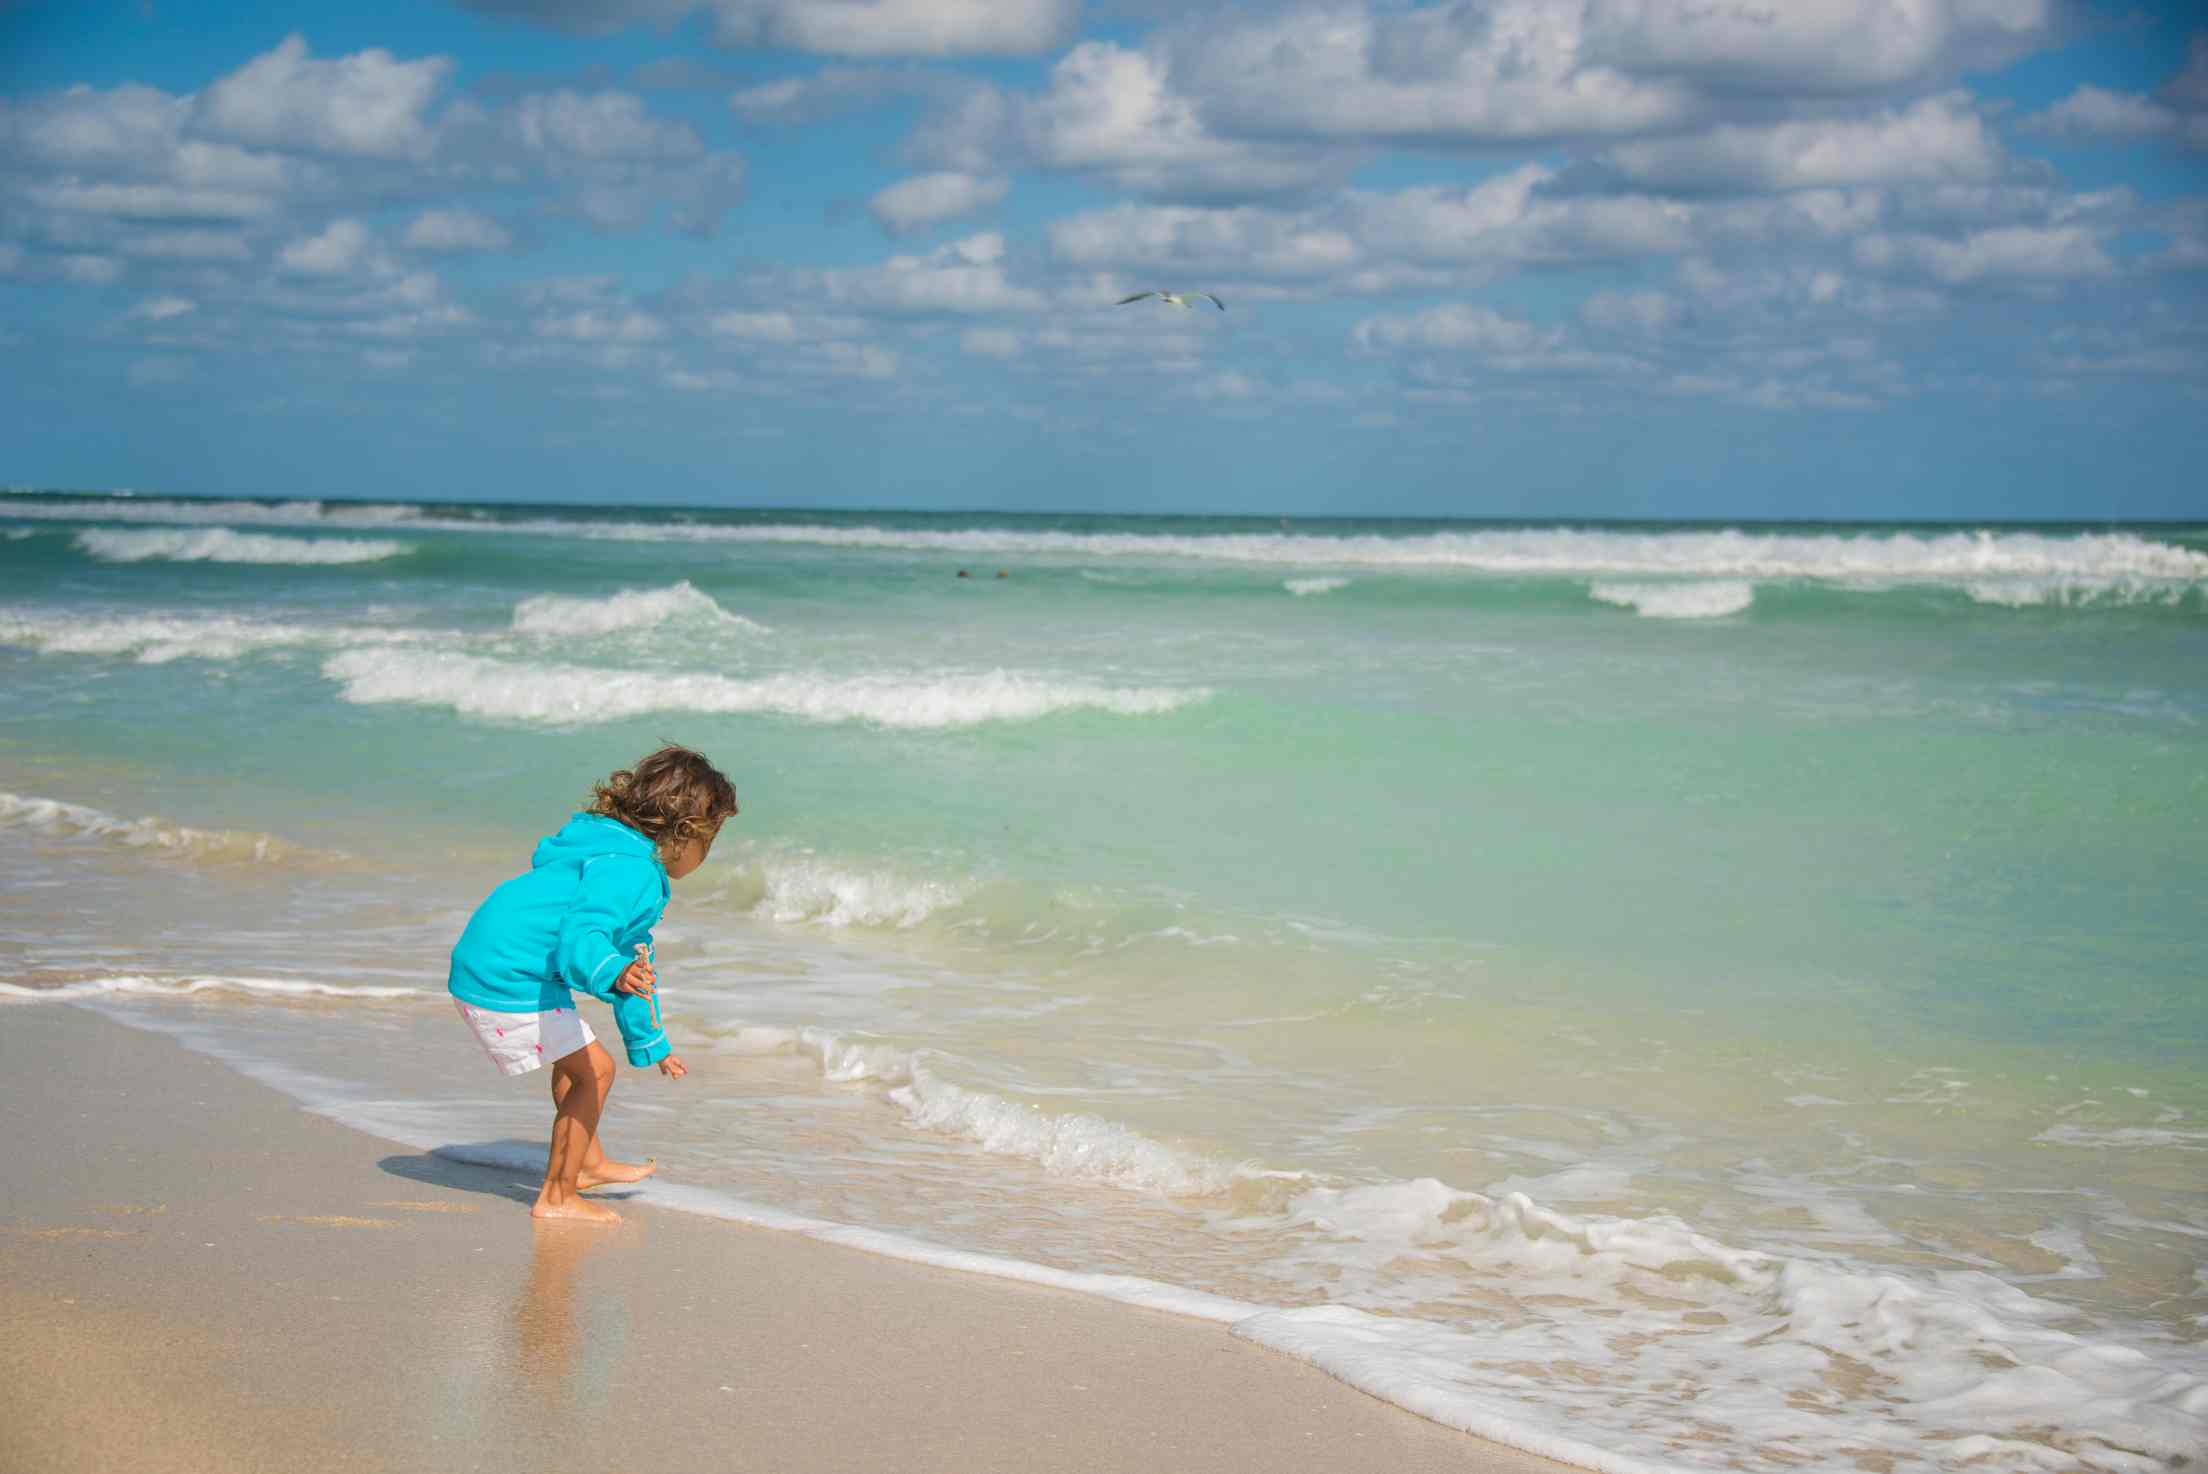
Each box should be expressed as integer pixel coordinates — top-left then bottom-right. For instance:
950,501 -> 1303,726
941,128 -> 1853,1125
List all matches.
0,1004 -> 1578,1474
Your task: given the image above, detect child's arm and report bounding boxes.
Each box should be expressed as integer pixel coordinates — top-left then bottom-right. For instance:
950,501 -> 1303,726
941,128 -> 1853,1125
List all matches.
554,858 -> 673,1068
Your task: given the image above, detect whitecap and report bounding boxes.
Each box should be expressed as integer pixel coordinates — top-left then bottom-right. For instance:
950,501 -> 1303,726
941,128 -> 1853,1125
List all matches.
74,528 -> 409,565
320,650 -> 1208,730
511,581 -> 770,637
1589,581 -> 1755,619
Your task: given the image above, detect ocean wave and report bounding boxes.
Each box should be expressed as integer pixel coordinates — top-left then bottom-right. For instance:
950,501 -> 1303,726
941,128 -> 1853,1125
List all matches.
74,528 -> 410,565
0,790 -> 313,864
576,523 -> 2208,584
717,853 -> 970,929
702,1022 -> 1243,1195
11,495 -> 2203,596
0,496 -> 427,528
1286,577 -> 1349,597
90,989 -> 2208,1474
321,650 -> 1209,730
1589,580 -> 1756,619
1248,1179 -> 2208,1474
1964,577 -> 2198,608
0,608 -> 449,663
690,1012 -> 2208,1470
510,581 -> 770,637
0,974 -> 422,1003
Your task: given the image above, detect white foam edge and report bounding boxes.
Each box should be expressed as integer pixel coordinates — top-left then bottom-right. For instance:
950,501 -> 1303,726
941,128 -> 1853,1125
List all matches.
73,998 -> 1689,1474
3,975 -> 422,1003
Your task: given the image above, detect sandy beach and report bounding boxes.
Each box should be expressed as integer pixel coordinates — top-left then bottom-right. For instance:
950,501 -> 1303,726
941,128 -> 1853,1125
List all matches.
0,1004 -> 1574,1474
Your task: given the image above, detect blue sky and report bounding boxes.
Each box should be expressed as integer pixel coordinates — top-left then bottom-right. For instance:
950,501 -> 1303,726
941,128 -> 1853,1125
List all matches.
2,0 -> 2203,519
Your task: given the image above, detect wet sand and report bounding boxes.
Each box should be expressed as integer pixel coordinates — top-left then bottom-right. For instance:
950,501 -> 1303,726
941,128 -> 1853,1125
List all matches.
0,1004 -> 1577,1474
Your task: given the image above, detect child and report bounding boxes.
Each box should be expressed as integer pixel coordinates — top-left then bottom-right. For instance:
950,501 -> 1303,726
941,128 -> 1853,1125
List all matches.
448,744 -> 738,1223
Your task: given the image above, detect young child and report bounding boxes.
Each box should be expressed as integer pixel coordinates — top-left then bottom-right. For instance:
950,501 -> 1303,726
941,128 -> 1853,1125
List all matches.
448,744 -> 738,1223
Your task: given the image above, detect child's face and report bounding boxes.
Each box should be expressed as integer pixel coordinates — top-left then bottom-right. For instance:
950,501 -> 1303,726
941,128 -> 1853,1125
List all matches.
665,822 -> 720,880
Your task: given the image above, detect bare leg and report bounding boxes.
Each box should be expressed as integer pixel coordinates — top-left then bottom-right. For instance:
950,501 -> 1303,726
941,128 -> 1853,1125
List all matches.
550,1056 -> 658,1189
533,1041 -> 620,1223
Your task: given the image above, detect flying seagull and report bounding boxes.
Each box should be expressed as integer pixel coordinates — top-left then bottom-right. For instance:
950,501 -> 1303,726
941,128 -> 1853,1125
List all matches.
1117,290 -> 1225,311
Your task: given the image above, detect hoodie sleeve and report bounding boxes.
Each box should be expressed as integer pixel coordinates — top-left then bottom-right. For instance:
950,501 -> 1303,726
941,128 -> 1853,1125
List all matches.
554,855 -> 671,1067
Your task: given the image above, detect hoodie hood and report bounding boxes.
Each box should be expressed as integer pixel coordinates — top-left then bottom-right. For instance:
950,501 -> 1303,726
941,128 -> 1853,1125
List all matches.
532,812 -> 662,872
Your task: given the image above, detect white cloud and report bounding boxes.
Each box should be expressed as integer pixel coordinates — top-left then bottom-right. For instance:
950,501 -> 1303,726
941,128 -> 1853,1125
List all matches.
1049,203 -> 1358,278
727,64 -> 955,122
280,218 -> 375,276
796,231 -> 1045,313
196,35 -> 449,160
127,295 -> 198,322
513,90 -> 703,162
914,43 -> 1359,200
1171,5 -> 1692,145
2031,84 -> 2182,140
1580,289 -> 1678,335
708,0 -> 1075,57
458,0 -> 1074,55
535,308 -> 669,341
961,326 -> 1022,358
61,255 -> 124,285
121,230 -> 251,261
1353,304 -> 1553,357
24,181 -> 274,220
404,209 -> 512,252
869,172 -> 1008,234
1854,224 -> 2114,284
1602,94 -> 2007,191
1583,0 -> 2059,94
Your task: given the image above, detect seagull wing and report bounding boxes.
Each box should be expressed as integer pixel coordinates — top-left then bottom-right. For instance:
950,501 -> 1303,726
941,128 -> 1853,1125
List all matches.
1116,292 -> 1159,305
1197,293 -> 1226,311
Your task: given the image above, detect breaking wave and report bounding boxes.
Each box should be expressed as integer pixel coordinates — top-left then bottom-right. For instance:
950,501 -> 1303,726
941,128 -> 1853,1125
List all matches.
0,609 -> 449,663
321,650 -> 1208,730
0,790 -> 313,864
1590,580 -> 1756,619
74,529 -> 410,564
510,581 -> 770,637
0,974 -> 420,1003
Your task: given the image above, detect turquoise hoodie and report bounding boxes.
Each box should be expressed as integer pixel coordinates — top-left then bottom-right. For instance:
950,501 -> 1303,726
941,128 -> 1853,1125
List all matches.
448,813 -> 672,1068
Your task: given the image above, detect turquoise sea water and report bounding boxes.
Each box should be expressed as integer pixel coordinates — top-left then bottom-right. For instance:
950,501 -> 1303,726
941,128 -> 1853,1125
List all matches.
3,491 -> 2204,1471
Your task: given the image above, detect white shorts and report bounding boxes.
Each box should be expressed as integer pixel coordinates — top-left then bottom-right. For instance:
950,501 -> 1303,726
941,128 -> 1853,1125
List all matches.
453,999 -> 596,1077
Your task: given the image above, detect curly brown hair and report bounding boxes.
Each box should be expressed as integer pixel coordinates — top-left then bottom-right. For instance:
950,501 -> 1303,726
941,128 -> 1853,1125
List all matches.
585,745 -> 738,863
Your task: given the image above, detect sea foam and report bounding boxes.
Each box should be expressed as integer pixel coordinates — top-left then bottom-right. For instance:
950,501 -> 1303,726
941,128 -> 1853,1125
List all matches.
0,609 -> 448,663
0,974 -> 420,1002
321,650 -> 1208,730
510,581 -> 771,637
74,528 -> 410,564
0,790 -> 309,864
1590,580 -> 1756,619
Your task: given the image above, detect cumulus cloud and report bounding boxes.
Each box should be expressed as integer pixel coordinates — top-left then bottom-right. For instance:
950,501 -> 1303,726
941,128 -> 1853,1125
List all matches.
404,209 -> 512,251
788,231 -> 1046,313
2026,37 -> 2208,152
1601,94 -> 2008,192
280,218 -> 377,276
535,308 -> 669,341
728,64 -> 957,123
1854,224 -> 2114,284
913,42 -> 1361,201
126,295 -> 198,321
457,0 -> 1074,56
196,34 -> 449,159
1582,0 -> 2060,95
868,171 -> 1008,234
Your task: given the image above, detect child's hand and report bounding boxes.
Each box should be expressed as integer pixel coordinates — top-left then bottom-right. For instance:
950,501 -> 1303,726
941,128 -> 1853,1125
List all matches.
614,946 -> 656,999
657,1054 -> 688,1080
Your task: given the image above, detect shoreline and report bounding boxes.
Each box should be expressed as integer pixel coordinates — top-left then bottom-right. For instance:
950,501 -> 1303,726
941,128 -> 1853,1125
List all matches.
0,1003 -> 1574,1474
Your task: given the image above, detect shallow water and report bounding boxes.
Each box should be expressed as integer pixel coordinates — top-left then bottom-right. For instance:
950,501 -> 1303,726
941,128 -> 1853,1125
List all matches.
4,490 -> 2205,1471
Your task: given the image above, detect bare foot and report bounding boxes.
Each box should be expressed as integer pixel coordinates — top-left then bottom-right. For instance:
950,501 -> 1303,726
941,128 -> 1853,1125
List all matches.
531,1195 -> 622,1224
577,1157 -> 657,1190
